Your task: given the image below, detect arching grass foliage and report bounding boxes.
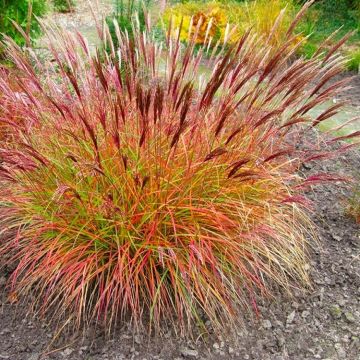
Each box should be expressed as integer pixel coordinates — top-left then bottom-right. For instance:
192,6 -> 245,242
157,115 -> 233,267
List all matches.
0,2 -> 358,335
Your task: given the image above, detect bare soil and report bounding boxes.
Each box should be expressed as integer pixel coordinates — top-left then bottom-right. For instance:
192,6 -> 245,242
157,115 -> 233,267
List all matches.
331,71 -> 360,110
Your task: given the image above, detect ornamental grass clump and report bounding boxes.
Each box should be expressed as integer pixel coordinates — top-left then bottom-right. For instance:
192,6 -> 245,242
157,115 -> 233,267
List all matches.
0,3 -> 358,335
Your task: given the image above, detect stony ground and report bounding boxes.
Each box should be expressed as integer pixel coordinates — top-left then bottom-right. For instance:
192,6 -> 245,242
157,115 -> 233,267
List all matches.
0,2 -> 360,359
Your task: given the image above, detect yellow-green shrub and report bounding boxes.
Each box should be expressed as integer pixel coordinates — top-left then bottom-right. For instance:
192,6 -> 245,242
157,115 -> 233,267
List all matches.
235,0 -> 298,46
162,0 -> 300,47
162,1 -> 229,44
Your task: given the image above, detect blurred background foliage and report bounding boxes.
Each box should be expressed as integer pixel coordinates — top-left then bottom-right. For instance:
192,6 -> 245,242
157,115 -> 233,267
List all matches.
297,0 -> 360,69
0,0 -> 47,49
53,0 -> 76,13
162,0 -> 296,47
164,0 -> 360,70
106,0 -> 151,45
0,0 -> 359,70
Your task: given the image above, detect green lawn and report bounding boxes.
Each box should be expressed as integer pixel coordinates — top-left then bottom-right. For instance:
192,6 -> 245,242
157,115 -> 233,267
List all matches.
297,0 -> 360,71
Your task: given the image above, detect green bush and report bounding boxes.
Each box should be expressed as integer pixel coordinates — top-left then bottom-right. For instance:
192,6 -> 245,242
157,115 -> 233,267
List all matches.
347,49 -> 360,71
296,0 -> 360,69
106,0 -> 151,47
53,0 -> 75,13
0,0 -> 47,49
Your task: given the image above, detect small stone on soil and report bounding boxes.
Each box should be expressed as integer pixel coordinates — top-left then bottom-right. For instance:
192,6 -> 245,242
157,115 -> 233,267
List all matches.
262,320 -> 272,329
134,334 -> 142,344
286,310 -> 296,325
180,347 -> 198,358
344,311 -> 356,323
61,348 -> 73,357
27,354 -> 39,360
334,343 -> 347,359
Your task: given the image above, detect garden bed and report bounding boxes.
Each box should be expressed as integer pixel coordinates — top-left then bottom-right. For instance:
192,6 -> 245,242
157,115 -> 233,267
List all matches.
0,1 -> 359,359
0,83 -> 359,360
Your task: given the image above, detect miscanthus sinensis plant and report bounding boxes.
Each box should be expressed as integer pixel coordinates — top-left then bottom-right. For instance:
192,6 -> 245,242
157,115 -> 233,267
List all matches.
0,2 -> 358,335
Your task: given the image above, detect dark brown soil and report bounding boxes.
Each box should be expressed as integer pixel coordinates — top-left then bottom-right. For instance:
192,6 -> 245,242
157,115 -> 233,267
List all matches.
330,71 -> 360,110
0,73 -> 359,360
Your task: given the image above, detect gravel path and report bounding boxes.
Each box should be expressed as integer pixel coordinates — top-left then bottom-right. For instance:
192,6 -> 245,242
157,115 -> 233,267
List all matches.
50,0 -> 113,37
